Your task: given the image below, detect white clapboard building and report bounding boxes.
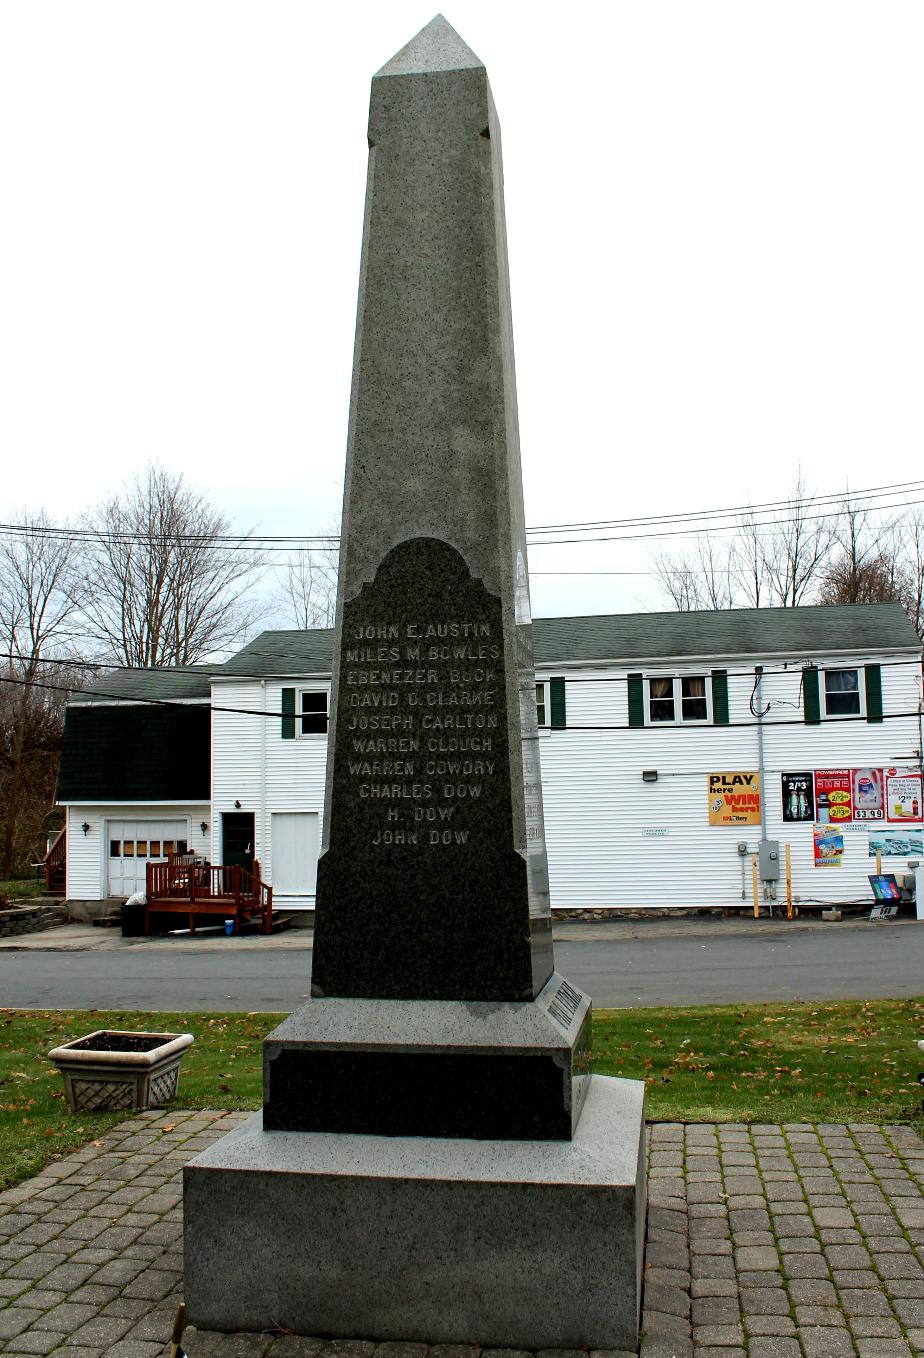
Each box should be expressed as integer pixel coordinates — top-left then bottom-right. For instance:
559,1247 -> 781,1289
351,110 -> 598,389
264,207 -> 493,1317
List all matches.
57,601 -> 923,913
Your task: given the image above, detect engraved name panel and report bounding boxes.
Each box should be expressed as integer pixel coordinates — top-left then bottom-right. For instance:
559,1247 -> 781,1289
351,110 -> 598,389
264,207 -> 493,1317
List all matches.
329,541 -> 508,855
313,537 -> 540,1000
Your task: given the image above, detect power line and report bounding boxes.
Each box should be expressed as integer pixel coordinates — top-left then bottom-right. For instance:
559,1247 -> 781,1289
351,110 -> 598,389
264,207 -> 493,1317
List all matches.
3,668 -> 918,733
527,480 -> 924,534
1,478 -> 922,553
6,668 -> 920,733
5,649 -> 922,688
526,497 -> 924,547
4,652 -> 921,725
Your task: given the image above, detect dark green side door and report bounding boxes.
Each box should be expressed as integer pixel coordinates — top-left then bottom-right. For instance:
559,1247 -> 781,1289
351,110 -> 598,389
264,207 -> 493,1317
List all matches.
222,813 -> 255,873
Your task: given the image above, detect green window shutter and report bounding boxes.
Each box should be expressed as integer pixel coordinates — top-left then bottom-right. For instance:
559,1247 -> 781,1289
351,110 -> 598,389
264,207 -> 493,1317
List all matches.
550,677 -> 566,729
628,673 -> 645,728
711,669 -> 729,725
281,687 -> 296,739
803,667 -> 821,725
864,663 -> 883,723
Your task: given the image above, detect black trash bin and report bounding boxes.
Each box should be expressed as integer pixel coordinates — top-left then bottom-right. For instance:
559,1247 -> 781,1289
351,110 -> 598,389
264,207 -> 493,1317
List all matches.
120,900 -> 146,937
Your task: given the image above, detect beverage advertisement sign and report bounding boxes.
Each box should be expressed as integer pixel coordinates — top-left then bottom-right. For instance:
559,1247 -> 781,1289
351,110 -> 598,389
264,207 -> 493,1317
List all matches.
708,771 -> 761,826
885,767 -> 923,823
814,769 -> 853,824
814,824 -> 844,867
851,767 -> 884,820
781,771 -> 815,822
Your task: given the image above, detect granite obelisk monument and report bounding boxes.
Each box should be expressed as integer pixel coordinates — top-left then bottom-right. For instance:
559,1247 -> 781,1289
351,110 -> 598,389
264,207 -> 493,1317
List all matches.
185,17 -> 645,1349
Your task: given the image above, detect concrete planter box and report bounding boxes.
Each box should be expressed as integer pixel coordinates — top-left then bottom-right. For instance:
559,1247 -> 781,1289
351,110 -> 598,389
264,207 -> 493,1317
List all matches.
48,1029 -> 194,1113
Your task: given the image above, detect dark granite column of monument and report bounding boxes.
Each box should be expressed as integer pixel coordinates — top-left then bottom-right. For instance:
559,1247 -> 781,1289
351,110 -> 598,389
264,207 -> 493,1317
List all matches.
309,15 -> 553,1004
260,16 -> 591,1142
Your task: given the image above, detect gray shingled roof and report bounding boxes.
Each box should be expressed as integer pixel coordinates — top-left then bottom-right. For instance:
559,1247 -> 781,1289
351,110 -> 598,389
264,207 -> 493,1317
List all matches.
70,666 -> 213,705
219,629 -> 336,677
221,602 -> 920,675
71,602 -> 921,702
532,602 -> 921,665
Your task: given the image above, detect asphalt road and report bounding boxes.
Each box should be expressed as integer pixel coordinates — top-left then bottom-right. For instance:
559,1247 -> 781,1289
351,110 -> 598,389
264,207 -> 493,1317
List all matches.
1,923 -> 922,1010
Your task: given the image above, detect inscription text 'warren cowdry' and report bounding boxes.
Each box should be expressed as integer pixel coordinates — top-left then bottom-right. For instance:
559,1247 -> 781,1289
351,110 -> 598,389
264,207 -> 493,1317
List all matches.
343,620 -> 500,847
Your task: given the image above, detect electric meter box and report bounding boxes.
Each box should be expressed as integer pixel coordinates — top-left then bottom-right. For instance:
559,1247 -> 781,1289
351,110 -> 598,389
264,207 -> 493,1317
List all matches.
759,839 -> 781,880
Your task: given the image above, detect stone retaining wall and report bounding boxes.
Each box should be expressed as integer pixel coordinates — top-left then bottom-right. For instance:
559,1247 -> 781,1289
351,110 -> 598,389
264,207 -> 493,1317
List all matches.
0,902 -> 69,937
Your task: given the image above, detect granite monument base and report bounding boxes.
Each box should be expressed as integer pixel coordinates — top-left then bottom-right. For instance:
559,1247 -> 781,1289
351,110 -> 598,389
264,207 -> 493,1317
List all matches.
184,1074 -> 646,1352
263,971 -> 591,1140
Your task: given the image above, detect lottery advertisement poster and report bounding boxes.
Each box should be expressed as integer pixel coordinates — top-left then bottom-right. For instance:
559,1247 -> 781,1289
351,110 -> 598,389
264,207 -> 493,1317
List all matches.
813,769 -> 852,824
707,772 -> 761,826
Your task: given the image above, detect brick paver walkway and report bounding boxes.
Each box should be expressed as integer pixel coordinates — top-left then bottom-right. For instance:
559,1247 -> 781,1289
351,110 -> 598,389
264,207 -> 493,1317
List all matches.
2,1113 -> 924,1357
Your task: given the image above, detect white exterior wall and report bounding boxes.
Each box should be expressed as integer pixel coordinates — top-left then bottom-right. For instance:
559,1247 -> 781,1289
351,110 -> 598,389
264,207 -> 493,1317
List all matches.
63,803 -> 210,901
61,644 -> 922,913
538,649 -> 922,909
211,678 -> 330,908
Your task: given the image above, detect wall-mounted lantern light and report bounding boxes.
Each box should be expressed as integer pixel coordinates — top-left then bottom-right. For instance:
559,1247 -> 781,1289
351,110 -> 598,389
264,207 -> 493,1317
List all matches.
200,822 -> 209,835
81,821 -> 91,836
641,770 -> 658,783
234,800 -> 242,809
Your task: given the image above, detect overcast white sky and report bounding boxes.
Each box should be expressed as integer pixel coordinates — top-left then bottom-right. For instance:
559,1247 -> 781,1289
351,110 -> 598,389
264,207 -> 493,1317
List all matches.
1,1 -> 921,620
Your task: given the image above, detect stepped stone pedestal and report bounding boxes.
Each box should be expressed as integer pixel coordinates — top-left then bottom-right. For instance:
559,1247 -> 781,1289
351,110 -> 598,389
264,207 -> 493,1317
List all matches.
185,16 -> 645,1351
185,1076 -> 645,1350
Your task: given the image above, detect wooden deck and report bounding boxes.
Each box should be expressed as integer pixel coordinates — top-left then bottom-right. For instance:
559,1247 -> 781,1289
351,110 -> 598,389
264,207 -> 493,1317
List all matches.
144,856 -> 273,935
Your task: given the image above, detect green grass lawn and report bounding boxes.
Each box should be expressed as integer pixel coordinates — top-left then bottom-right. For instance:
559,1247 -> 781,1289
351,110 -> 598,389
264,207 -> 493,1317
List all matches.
2,999 -> 923,1191
0,878 -> 48,901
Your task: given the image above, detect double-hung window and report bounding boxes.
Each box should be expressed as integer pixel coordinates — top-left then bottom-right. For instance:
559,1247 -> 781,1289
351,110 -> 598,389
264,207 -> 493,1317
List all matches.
535,682 -> 548,728
648,675 -> 709,724
823,668 -> 861,718
299,689 -> 329,735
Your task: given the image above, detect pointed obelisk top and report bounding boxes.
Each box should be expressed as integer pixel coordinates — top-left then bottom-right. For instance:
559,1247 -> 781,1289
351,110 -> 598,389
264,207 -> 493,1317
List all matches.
375,14 -> 484,78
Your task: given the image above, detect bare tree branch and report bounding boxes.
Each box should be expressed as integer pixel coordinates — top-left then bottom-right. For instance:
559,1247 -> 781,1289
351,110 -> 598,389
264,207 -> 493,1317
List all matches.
651,547 -> 705,611
818,493 -> 902,606
898,508 -> 924,640
80,464 -> 268,666
729,509 -> 766,607
276,540 -> 339,630
758,470 -> 832,606
0,510 -> 85,877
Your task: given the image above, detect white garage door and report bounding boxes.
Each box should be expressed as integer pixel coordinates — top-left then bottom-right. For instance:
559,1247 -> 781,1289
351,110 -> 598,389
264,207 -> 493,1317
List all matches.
271,813 -> 319,895
107,820 -> 188,897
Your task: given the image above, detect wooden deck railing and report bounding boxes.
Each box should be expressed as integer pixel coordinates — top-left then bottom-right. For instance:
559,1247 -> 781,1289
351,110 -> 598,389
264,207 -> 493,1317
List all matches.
44,828 -> 66,893
145,855 -> 273,933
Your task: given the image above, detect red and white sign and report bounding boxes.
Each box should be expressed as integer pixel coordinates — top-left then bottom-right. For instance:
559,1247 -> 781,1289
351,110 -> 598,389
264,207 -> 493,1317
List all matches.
885,767 -> 923,823
814,769 -> 853,823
